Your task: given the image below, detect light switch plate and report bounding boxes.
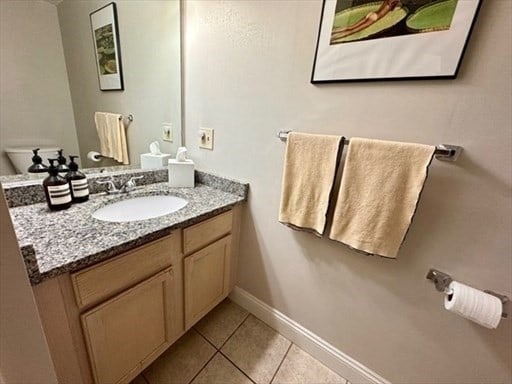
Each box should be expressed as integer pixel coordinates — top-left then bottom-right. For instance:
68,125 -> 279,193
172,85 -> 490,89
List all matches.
199,128 -> 214,150
162,123 -> 173,142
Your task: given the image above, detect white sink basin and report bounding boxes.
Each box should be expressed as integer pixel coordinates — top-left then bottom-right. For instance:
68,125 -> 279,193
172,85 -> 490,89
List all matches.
92,195 -> 188,222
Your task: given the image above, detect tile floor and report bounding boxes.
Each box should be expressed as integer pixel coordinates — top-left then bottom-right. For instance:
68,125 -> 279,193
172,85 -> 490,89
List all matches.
132,299 -> 349,384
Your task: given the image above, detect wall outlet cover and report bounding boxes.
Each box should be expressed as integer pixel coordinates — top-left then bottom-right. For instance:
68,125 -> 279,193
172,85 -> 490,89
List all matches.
199,128 -> 214,150
162,123 -> 173,142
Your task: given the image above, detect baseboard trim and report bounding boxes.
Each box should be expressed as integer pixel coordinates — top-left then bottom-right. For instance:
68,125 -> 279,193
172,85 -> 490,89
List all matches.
229,286 -> 391,384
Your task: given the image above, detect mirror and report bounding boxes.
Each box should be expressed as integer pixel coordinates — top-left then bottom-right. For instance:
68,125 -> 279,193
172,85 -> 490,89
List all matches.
0,0 -> 181,176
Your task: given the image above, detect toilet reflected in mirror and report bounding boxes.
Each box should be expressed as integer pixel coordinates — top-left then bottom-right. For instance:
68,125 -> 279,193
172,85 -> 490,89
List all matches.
4,146 -> 61,174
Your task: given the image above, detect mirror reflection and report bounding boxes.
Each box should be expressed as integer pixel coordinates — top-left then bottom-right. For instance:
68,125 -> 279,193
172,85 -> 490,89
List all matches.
0,0 -> 181,176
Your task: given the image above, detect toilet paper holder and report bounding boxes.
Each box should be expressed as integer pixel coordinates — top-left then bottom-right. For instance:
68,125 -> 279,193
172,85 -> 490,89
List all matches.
426,268 -> 509,318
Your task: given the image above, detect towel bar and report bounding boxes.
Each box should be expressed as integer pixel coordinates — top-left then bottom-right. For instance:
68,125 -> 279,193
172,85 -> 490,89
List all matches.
276,130 -> 463,161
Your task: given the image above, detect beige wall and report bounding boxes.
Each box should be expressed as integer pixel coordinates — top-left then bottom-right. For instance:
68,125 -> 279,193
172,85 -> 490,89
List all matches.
183,1 -> 512,383
0,186 -> 58,383
0,0 -> 80,175
58,0 -> 182,168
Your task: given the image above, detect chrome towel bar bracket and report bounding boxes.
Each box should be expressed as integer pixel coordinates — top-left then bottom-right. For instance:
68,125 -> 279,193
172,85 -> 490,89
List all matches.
276,130 -> 463,162
434,144 -> 463,161
119,114 -> 134,122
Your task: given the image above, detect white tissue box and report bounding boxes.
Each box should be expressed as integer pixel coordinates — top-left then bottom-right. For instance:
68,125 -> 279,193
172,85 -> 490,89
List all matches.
140,153 -> 172,169
168,159 -> 195,188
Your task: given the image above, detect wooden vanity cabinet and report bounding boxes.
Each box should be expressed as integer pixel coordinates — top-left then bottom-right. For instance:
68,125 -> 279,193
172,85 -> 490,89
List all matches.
32,207 -> 241,384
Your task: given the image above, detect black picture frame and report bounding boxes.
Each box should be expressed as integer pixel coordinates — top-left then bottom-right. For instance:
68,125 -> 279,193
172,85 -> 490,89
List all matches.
90,2 -> 124,91
311,0 -> 482,83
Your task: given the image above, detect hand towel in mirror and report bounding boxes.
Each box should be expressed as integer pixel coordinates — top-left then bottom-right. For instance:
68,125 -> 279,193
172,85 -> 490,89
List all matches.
94,112 -> 129,165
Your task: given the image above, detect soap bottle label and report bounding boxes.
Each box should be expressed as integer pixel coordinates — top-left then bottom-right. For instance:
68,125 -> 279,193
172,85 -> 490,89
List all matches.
47,184 -> 72,205
71,179 -> 89,198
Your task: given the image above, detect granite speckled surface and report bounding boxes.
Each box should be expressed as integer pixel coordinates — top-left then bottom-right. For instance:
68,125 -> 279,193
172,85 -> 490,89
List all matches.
7,173 -> 248,285
195,171 -> 248,198
1,168 -> 248,208
1,167 -> 168,207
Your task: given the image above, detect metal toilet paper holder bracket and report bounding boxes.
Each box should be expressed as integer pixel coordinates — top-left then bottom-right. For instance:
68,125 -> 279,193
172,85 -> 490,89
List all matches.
426,269 -> 453,292
426,268 -> 509,319
484,291 -> 509,318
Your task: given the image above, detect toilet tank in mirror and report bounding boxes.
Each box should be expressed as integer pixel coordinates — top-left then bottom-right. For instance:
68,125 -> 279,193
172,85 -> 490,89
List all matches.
0,0 -> 182,176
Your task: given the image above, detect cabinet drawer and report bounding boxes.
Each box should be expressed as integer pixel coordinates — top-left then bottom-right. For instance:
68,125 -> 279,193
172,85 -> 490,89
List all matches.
71,233 -> 178,309
183,210 -> 232,254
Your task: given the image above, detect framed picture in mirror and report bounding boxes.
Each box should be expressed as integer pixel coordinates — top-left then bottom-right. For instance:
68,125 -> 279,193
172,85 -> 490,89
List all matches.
311,0 -> 482,83
90,2 -> 124,91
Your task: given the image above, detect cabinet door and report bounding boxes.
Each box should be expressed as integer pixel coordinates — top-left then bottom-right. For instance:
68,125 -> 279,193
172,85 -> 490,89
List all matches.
184,235 -> 232,329
81,268 -> 175,384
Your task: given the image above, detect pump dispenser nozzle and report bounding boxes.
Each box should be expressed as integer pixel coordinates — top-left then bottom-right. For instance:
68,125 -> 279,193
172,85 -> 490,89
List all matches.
56,149 -> 69,173
27,148 -> 49,173
47,158 -> 59,176
68,155 -> 79,171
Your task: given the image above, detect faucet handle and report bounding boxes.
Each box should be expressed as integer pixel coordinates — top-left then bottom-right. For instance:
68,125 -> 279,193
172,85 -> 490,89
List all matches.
123,175 -> 144,192
96,177 -> 119,194
96,175 -> 113,181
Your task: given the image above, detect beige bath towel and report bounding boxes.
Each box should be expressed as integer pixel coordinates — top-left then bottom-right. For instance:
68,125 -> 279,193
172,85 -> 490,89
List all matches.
329,138 -> 435,258
279,132 -> 343,236
94,112 -> 129,164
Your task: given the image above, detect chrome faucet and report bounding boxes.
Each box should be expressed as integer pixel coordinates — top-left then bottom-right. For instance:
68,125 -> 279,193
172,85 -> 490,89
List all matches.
96,175 -> 144,194
120,175 -> 144,193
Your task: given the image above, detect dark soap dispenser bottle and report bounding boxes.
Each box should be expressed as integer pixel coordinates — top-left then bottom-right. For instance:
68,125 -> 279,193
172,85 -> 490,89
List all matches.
27,148 -> 49,173
43,159 -> 72,211
56,149 -> 69,174
65,155 -> 89,203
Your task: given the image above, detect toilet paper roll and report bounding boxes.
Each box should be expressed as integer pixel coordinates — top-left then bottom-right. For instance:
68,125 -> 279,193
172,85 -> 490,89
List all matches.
444,281 -> 503,329
87,151 -> 102,162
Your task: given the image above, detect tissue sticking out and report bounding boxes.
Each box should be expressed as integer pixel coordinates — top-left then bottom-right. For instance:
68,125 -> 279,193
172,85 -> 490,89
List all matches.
176,147 -> 187,162
140,141 -> 171,169
149,141 -> 161,155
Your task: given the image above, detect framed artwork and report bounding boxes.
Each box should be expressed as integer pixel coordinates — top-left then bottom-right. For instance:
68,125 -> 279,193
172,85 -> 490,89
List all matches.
311,0 -> 482,83
90,2 -> 124,91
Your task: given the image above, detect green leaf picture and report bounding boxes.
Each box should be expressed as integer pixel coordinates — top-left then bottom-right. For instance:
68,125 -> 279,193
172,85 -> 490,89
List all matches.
95,24 -> 118,75
406,0 -> 458,32
331,0 -> 458,45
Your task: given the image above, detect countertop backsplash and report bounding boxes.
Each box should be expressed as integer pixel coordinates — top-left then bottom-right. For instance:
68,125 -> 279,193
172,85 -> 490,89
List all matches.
1,167 -> 249,207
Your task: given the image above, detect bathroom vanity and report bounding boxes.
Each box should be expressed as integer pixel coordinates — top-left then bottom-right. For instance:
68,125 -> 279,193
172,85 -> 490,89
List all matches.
2,168 -> 247,384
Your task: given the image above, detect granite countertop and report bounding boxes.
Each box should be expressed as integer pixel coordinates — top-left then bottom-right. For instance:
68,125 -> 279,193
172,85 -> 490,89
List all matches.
6,171 -> 248,285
